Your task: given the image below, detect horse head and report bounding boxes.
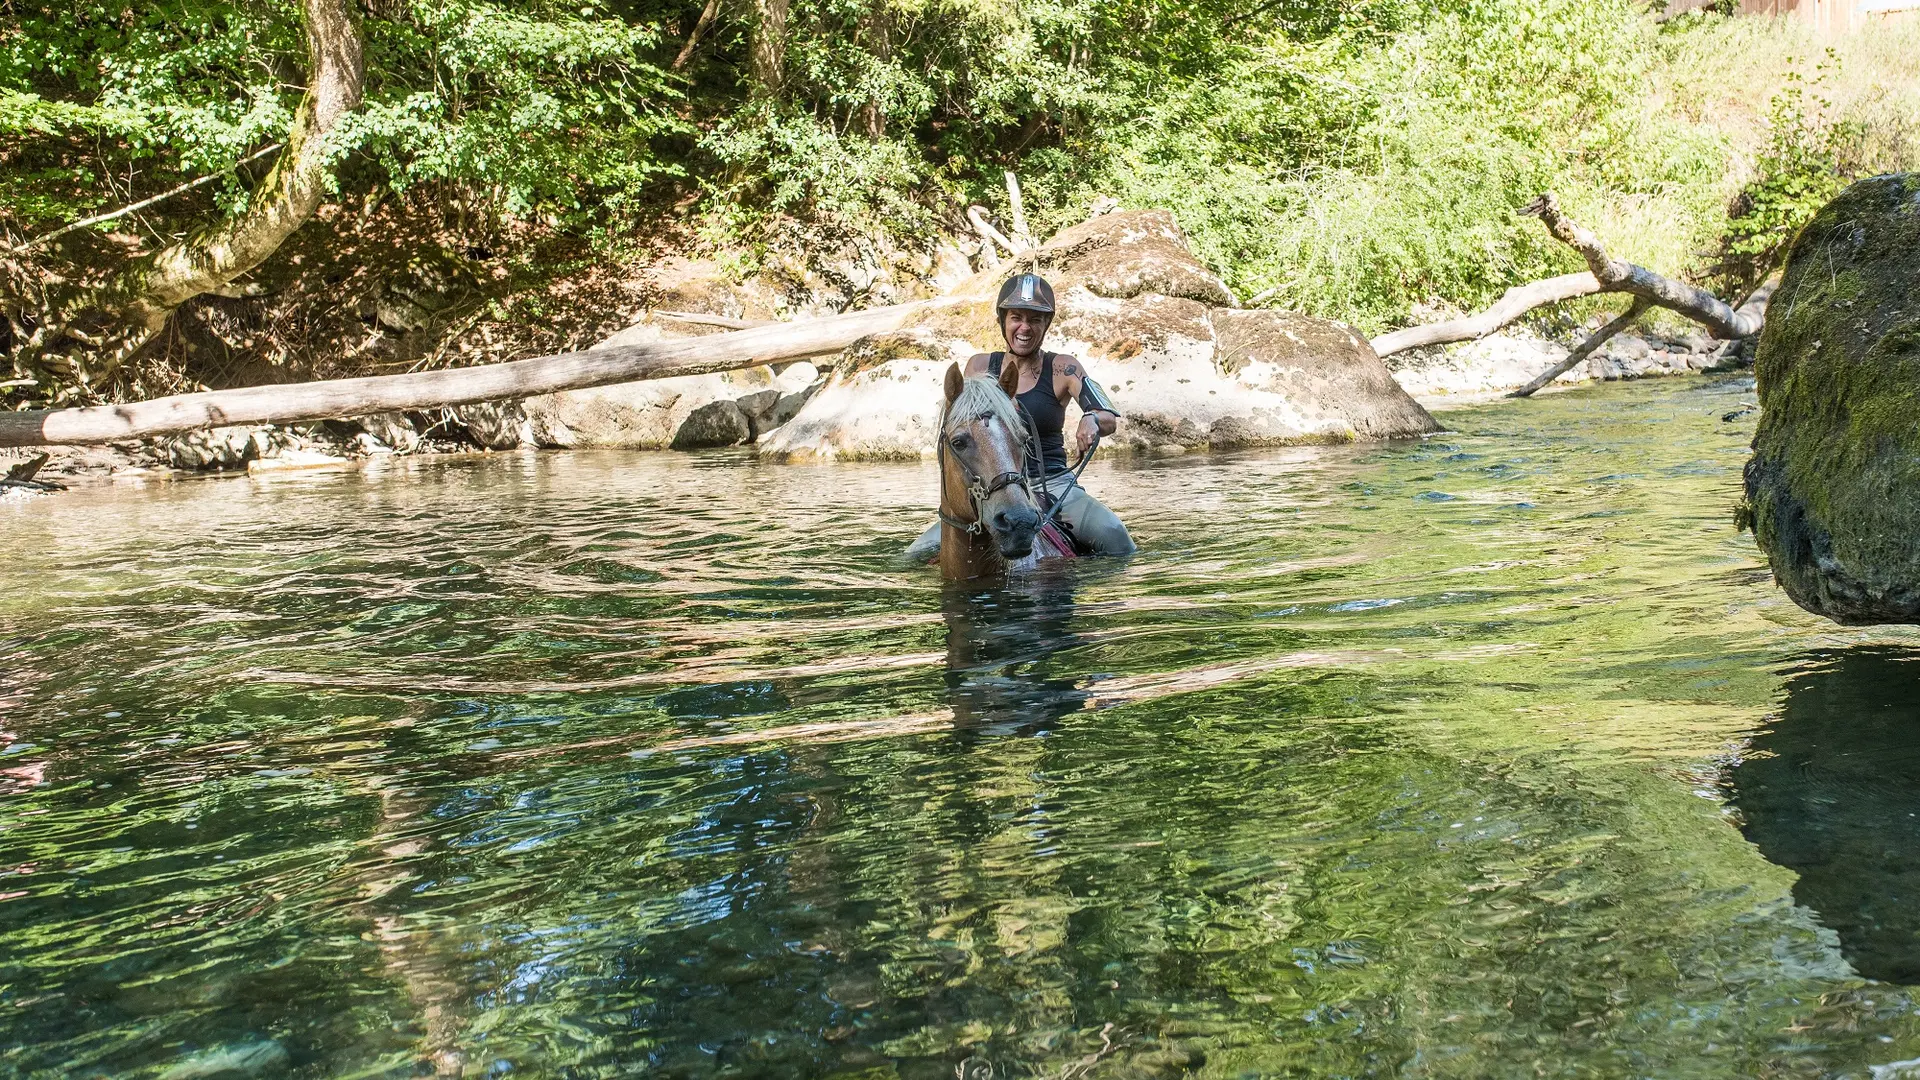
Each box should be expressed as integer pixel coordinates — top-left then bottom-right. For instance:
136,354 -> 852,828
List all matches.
940,361 -> 1041,562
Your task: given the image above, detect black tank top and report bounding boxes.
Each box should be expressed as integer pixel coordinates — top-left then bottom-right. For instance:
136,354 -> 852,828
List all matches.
988,351 -> 1069,475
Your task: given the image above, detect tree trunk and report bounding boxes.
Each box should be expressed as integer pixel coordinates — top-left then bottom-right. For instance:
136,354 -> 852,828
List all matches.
857,7 -> 888,137
0,301 -> 933,447
40,0 -> 364,378
750,0 -> 788,98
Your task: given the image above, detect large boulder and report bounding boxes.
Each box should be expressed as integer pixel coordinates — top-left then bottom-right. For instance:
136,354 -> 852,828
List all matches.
1745,174 -> 1920,624
759,331 -> 970,461
669,399 -> 752,450
761,209 -> 1439,460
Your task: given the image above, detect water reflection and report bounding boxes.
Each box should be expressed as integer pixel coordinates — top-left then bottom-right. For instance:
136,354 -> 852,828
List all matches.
942,567 -> 1090,737
1734,648 -> 1920,983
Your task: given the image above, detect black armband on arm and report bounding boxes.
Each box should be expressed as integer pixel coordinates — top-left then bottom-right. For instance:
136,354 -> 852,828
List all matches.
1077,376 -> 1120,417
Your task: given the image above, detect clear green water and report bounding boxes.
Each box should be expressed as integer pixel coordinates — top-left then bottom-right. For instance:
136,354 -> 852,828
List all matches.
5,376 -> 1920,1079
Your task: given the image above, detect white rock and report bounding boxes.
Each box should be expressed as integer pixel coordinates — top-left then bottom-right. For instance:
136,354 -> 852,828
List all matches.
247,449 -> 350,474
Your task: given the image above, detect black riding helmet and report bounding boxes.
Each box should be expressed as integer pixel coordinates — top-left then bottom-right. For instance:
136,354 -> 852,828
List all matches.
995,273 -> 1055,319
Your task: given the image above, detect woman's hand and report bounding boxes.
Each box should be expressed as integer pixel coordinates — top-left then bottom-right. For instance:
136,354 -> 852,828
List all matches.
1076,413 -> 1102,458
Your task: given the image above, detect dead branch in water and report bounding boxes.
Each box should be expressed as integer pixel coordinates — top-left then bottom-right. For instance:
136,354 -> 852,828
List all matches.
1370,195 -> 1771,392
1369,273 -> 1601,357
1523,194 -> 1762,339
1509,297 -> 1651,399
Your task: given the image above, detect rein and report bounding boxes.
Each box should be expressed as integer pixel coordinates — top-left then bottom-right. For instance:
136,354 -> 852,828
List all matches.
1008,396 -> 1100,533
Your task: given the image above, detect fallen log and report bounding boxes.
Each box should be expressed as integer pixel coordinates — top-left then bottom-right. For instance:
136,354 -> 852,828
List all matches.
1370,194 -> 1765,362
0,301 -> 933,448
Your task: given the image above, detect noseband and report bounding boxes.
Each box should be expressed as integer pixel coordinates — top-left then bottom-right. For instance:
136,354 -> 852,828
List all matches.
938,413 -> 1031,537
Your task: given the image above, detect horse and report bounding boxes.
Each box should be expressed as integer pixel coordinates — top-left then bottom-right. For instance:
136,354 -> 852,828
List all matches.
936,361 -> 1075,580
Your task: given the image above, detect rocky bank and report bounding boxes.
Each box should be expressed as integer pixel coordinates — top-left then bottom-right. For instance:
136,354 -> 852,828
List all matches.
1389,328 -> 1746,403
11,204 -> 1767,487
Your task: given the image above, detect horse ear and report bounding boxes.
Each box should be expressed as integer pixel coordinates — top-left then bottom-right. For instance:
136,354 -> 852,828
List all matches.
997,356 -> 1020,400
944,363 -> 964,404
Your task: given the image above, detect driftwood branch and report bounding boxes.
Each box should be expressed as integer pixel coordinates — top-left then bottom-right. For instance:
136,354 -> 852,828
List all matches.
0,301 -> 933,447
1369,272 -> 1600,356
1509,298 -> 1651,399
1372,193 -> 1769,403
1522,194 -> 1761,339
1,453 -> 64,491
968,204 -> 1024,256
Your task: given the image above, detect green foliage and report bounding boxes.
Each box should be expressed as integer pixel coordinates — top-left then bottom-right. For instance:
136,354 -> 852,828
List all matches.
351,0 -> 683,223
0,0 -> 682,234
1073,0 -> 1731,328
1713,56 -> 1863,298
3,0 -> 1916,355
0,0 -> 300,221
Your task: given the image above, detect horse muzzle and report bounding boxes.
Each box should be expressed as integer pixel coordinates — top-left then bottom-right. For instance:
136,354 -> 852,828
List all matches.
987,501 -> 1039,559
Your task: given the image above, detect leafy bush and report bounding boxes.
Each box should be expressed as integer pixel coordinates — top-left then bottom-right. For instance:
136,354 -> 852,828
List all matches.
1711,56 -> 1869,299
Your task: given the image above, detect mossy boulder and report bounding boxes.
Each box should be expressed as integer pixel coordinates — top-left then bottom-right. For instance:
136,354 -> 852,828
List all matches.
1745,173 -> 1920,624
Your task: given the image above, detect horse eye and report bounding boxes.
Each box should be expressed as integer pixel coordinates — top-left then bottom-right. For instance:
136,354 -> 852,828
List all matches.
949,434 -> 972,452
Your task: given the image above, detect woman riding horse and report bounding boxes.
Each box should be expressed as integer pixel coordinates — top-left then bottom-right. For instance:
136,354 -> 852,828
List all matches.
908,273 -> 1136,561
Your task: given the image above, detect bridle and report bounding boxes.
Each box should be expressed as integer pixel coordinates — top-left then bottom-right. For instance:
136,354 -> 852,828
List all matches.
936,409 -> 1032,537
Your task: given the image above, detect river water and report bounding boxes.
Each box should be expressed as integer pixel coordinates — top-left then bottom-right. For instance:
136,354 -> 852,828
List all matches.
4,376 -> 1920,1079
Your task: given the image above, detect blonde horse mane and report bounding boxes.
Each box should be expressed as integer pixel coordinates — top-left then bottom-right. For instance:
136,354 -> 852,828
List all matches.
941,375 -> 1028,452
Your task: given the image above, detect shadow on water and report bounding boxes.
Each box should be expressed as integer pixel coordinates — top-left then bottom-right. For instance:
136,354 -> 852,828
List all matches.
1733,647 -> 1920,983
941,566 -> 1090,738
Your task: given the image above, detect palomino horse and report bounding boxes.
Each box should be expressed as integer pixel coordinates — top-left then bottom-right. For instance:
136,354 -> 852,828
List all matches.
936,362 -> 1074,580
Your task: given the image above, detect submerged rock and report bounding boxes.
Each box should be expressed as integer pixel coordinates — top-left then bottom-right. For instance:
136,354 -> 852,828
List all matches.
158,1038 -> 289,1079
761,209 -> 1439,460
1744,173 -> 1920,624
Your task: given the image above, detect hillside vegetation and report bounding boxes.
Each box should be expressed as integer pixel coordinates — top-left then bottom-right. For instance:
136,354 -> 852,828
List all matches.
3,0 -> 1917,407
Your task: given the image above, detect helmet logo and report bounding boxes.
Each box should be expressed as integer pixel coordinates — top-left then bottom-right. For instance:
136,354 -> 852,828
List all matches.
1021,276 -> 1035,302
